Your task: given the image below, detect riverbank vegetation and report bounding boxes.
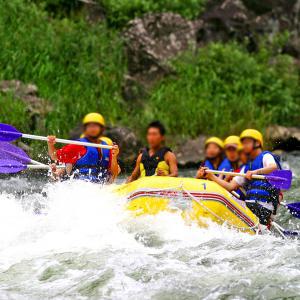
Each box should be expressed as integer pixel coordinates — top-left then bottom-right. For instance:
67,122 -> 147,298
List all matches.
0,0 -> 299,145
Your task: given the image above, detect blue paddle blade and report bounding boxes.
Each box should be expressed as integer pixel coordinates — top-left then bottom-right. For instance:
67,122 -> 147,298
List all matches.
0,159 -> 27,173
266,170 -> 292,190
0,123 -> 22,142
0,142 -> 31,164
286,202 -> 300,219
283,230 -> 300,237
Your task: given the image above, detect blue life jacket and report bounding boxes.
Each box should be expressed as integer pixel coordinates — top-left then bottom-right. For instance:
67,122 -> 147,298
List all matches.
244,151 -> 281,206
204,157 -> 232,172
72,137 -> 111,183
235,187 -> 247,201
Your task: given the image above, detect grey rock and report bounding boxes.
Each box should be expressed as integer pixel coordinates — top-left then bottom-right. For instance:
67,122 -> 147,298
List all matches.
123,12 -> 200,101
0,80 -> 52,131
198,0 -> 254,46
199,0 -> 300,54
121,0 -> 300,104
105,126 -> 142,167
174,135 -> 207,167
242,0 -> 297,15
80,0 -> 106,23
266,125 -> 300,151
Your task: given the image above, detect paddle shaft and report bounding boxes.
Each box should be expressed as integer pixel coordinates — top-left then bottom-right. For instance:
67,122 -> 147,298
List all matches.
26,164 -> 65,169
21,133 -> 113,149
30,159 -> 44,165
205,169 -> 266,180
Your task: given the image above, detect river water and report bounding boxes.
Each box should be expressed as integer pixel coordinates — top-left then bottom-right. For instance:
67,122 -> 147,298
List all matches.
0,153 -> 299,299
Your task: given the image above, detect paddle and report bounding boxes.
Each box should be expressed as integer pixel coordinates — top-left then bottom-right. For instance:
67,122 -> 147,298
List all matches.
0,123 -> 113,149
205,169 -> 292,190
282,202 -> 300,219
0,142 -> 43,165
0,159 -> 64,174
272,221 -> 299,238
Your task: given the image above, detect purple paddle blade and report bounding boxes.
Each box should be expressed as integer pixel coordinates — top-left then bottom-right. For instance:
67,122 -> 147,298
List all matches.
0,159 -> 27,173
266,170 -> 292,190
0,142 -> 31,164
286,202 -> 300,219
283,230 -> 300,237
0,123 -> 22,142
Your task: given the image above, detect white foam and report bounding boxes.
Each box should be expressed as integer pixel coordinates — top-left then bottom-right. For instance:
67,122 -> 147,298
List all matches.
0,179 -> 299,299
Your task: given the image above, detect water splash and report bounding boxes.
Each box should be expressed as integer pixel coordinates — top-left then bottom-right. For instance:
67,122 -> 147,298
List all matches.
0,178 -> 299,299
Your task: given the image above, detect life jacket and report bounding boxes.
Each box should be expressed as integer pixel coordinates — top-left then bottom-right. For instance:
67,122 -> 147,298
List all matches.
204,157 -> 232,172
140,147 -> 171,177
244,151 -> 282,211
72,137 -> 111,183
235,186 -> 247,201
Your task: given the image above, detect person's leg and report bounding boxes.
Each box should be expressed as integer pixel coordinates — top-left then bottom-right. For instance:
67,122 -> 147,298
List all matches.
246,202 -> 272,225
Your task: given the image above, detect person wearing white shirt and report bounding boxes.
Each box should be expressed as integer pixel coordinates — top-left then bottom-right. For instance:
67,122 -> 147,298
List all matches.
197,129 -> 281,226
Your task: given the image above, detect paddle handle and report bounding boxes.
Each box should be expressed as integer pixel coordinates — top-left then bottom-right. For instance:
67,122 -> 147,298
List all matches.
30,159 -> 44,166
205,169 -> 266,180
21,133 -> 113,149
27,164 -> 65,169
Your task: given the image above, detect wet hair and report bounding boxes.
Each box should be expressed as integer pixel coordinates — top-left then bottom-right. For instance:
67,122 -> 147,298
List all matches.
147,121 -> 166,136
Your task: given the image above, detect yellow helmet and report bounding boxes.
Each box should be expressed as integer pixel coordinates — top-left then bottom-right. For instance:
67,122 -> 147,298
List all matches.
240,129 -> 263,147
205,137 -> 224,149
83,113 -> 105,126
100,136 -> 113,146
224,135 -> 242,150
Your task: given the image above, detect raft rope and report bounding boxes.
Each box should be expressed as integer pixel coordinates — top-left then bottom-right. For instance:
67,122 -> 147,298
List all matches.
127,183 -> 260,232
181,187 -> 260,232
272,221 -> 286,239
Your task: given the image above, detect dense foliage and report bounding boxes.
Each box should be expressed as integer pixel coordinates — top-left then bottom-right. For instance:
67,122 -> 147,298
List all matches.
0,0 -> 125,136
144,43 -> 300,137
99,0 -> 207,28
0,0 -> 299,148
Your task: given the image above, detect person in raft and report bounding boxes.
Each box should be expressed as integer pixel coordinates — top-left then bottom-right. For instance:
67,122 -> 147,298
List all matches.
196,137 -> 232,179
47,112 -> 120,183
197,129 -> 282,226
127,121 -> 178,182
223,135 -> 247,200
224,135 -> 243,171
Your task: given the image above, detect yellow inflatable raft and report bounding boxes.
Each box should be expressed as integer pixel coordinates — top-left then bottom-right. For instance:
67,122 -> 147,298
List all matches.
117,177 -> 259,235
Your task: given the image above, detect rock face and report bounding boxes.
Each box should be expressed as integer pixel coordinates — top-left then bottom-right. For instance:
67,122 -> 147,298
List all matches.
122,13 -> 201,101
105,126 -> 142,169
81,0 -> 105,23
199,0 -> 300,53
266,125 -> 300,151
122,0 -> 300,101
242,0 -> 298,15
0,80 -> 52,131
198,0 -> 255,46
174,135 -> 207,167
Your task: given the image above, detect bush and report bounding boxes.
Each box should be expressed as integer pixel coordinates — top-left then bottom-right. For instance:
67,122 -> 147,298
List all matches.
140,43 -> 300,138
0,0 -> 125,137
0,95 -> 30,132
1,0 -> 299,153
99,0 -> 207,28
33,0 -> 81,17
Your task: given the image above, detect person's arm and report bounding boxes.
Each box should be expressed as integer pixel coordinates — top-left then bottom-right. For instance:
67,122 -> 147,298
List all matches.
47,136 -> 58,161
245,154 -> 278,180
126,154 -> 142,183
197,167 -> 241,192
157,152 -> 178,177
196,165 -> 205,179
109,145 -> 120,180
50,163 -> 66,180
